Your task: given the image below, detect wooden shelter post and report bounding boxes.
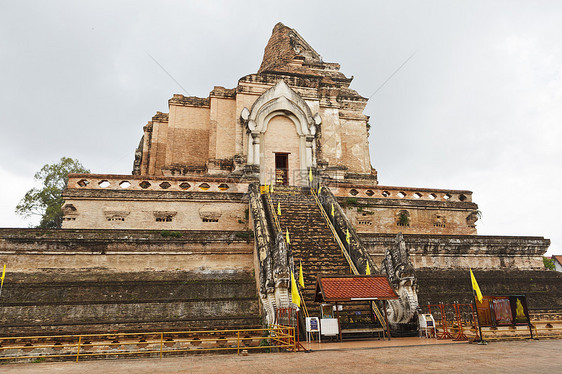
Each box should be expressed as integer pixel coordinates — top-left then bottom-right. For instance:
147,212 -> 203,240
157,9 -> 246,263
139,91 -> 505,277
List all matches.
383,300 -> 391,341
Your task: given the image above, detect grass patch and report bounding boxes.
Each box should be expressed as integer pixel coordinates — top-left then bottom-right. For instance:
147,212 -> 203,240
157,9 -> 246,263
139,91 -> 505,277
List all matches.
235,232 -> 253,239
160,230 -> 182,238
346,197 -> 358,205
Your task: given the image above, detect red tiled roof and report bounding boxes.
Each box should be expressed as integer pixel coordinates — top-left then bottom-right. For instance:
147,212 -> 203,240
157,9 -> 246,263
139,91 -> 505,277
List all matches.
315,275 -> 398,302
552,255 -> 562,265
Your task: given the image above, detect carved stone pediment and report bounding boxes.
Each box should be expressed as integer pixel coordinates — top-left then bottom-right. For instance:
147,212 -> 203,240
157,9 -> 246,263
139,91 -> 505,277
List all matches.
103,209 -> 130,221
153,211 -> 177,219
198,205 -> 222,219
62,204 -> 78,217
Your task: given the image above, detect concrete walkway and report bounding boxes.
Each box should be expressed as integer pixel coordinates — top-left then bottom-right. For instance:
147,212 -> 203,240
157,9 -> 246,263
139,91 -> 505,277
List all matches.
2,338 -> 561,373
302,336 -> 464,351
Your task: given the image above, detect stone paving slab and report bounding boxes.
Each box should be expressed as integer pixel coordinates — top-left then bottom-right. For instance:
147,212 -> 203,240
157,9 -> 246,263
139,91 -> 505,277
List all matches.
1,339 -> 561,373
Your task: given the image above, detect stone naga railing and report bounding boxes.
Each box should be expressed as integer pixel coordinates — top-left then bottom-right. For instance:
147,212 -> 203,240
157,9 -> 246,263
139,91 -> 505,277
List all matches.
381,233 -> 419,333
248,184 -> 292,325
317,186 -> 378,275
318,186 -> 420,334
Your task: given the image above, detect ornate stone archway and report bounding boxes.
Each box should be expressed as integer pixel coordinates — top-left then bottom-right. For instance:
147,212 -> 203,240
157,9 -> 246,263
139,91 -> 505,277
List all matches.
241,80 -> 321,185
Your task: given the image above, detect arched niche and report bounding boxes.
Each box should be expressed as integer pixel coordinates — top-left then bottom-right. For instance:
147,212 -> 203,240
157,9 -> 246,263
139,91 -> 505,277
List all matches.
241,80 -> 321,186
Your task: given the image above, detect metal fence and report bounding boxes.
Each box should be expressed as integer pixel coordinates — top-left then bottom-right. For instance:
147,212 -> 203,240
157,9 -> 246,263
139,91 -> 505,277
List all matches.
0,325 -> 295,362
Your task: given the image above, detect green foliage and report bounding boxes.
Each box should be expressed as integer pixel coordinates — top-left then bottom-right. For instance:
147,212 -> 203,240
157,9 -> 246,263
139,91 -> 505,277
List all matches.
346,197 -> 358,205
15,157 -> 89,229
543,257 -> 555,270
31,357 -> 46,363
398,212 -> 410,226
235,231 -> 252,239
160,230 -> 183,238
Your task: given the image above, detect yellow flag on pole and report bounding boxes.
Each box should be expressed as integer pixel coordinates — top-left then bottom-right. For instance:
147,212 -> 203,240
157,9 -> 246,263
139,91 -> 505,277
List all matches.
470,268 -> 483,303
366,262 -> 371,275
331,203 -> 335,217
286,229 -> 290,245
270,184 -> 274,193
1,264 -> 5,288
277,202 -> 281,216
346,229 -> 350,244
309,168 -> 313,183
291,271 -> 301,307
299,261 -> 305,288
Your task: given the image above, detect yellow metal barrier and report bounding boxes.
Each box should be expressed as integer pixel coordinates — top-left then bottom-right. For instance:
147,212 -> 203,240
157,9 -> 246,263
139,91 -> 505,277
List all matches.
0,326 -> 295,362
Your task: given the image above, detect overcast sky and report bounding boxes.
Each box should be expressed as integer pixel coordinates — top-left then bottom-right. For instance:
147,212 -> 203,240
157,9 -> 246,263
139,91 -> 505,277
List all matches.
1,1 -> 560,255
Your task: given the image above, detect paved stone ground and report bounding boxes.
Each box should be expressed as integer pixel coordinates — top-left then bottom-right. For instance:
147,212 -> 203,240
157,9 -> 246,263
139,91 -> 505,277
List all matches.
2,339 -> 561,373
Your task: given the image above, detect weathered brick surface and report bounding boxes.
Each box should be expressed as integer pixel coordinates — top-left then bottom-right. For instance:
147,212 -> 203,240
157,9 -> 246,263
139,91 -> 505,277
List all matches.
360,233 -> 548,270
0,271 -> 260,336
416,269 -> 562,311
0,229 -> 259,335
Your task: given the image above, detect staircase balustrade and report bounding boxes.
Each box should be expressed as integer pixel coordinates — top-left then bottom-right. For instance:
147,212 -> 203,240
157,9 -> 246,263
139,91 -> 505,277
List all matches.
312,188 -> 389,336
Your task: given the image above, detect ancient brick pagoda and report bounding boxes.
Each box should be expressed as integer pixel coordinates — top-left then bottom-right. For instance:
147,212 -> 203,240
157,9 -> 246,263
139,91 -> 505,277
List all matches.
0,23 -> 556,337
63,22 -> 479,238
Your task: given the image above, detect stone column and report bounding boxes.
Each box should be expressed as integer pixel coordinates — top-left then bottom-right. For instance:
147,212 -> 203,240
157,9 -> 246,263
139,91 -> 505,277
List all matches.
306,136 -> 314,167
253,135 -> 260,165
247,133 -> 254,165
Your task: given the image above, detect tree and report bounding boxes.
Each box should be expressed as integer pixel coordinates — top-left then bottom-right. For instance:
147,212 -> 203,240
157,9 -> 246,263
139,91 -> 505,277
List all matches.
15,157 -> 89,229
543,257 -> 555,271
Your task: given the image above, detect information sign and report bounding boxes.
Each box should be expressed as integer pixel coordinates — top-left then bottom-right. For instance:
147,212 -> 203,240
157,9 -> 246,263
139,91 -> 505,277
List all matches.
306,317 -> 320,333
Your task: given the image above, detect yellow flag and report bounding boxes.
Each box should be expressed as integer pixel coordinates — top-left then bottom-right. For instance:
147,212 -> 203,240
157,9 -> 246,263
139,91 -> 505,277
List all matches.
331,203 -> 334,217
277,202 -> 281,216
346,229 -> 350,244
299,261 -> 305,288
291,271 -> 301,307
516,298 -> 525,319
366,262 -> 371,275
286,229 -> 290,245
309,168 -> 313,182
1,264 -> 5,288
271,184 -> 274,193
470,268 -> 483,303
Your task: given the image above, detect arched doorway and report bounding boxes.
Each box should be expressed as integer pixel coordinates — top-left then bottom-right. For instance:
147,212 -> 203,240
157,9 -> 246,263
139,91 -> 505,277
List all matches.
262,115 -> 301,186
242,80 -> 321,187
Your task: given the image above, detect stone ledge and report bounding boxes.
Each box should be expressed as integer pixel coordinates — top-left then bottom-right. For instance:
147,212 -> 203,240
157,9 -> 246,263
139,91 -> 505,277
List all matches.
339,197 -> 477,210
63,189 -> 249,201
0,229 -> 254,243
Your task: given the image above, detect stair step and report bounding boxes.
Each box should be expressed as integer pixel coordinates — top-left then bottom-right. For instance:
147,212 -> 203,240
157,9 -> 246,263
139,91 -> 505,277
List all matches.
268,189 -> 353,307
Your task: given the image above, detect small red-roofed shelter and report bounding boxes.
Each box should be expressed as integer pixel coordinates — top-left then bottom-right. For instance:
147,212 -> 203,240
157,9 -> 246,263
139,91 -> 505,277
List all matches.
315,275 -> 398,302
314,275 -> 398,341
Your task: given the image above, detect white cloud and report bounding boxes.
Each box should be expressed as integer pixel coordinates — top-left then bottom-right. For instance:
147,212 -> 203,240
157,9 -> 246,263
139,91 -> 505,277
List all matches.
0,166 -> 38,228
0,0 -> 560,255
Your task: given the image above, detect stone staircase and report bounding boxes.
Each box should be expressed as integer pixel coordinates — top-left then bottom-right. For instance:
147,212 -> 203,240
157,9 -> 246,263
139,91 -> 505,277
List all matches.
268,186 -> 353,315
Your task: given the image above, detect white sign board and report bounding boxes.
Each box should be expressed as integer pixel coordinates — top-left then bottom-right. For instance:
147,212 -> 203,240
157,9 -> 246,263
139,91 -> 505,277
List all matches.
419,314 -> 436,338
320,318 -> 339,336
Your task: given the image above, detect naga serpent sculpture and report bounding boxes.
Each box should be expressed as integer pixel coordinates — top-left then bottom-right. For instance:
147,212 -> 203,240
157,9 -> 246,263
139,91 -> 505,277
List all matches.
381,232 -> 420,331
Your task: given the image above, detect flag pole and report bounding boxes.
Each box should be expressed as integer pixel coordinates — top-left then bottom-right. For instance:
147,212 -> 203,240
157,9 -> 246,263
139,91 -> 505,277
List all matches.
0,264 -> 5,297
472,291 -> 486,344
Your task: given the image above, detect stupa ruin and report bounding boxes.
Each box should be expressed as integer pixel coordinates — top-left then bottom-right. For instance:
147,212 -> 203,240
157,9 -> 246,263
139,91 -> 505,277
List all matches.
0,23 -> 557,337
